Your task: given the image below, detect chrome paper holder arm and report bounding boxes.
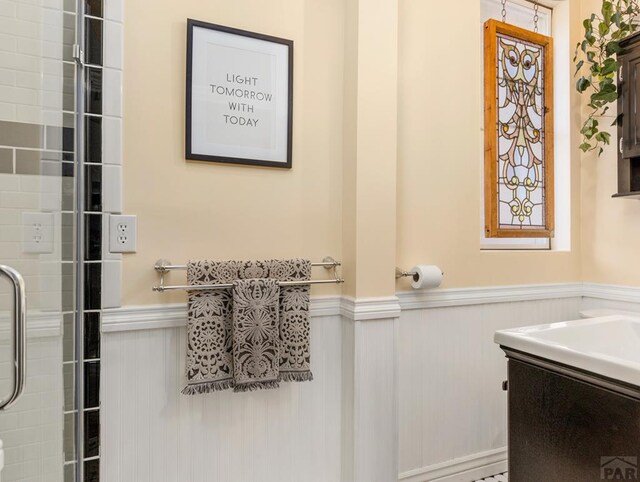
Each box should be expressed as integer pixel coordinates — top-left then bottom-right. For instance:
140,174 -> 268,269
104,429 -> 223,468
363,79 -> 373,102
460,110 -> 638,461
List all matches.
153,257 -> 343,292
395,267 -> 417,279
0,265 -> 26,410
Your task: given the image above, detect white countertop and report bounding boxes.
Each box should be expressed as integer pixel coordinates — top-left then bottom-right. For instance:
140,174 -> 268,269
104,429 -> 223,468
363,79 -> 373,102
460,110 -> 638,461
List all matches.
495,315 -> 640,387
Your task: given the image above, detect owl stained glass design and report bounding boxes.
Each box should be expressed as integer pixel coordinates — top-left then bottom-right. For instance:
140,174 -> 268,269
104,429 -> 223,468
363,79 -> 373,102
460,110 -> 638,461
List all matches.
497,34 -> 545,229
484,20 -> 553,238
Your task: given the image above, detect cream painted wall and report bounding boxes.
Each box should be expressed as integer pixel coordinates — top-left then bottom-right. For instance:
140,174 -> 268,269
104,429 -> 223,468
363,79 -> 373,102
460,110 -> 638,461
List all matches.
395,0 -> 584,291
341,0 -> 398,299
122,0 -> 345,305
582,141 -> 640,285
122,0 -> 591,305
580,0 -> 640,286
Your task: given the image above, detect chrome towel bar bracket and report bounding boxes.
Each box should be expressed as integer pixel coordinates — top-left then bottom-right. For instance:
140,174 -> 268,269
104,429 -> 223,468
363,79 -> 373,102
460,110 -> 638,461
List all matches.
153,257 -> 344,292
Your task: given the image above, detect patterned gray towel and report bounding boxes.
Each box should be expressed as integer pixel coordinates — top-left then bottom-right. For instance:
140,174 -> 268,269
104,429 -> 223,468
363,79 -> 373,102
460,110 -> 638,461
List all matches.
232,278 -> 281,391
271,259 -> 313,382
238,259 -> 313,382
182,260 -> 240,395
182,259 -> 313,395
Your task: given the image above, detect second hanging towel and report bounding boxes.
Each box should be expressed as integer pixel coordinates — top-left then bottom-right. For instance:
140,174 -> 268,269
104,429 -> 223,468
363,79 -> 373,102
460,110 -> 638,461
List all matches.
232,278 -> 281,391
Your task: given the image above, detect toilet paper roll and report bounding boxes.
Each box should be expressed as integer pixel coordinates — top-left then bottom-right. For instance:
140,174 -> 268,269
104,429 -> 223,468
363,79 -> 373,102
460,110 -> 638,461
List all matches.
410,265 -> 443,290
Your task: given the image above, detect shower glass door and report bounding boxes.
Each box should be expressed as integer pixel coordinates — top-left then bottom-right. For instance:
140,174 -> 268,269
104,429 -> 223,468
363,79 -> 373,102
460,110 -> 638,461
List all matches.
0,0 -> 79,480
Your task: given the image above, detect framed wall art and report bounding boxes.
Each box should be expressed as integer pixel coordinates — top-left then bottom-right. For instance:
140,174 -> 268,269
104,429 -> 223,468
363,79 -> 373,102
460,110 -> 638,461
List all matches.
483,19 -> 554,238
186,19 -> 293,168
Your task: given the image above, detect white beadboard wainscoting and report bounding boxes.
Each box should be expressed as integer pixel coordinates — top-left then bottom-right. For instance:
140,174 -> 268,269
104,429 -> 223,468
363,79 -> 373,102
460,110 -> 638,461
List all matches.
397,295 -> 581,482
101,283 -> 640,482
101,310 -> 344,482
341,312 -> 400,482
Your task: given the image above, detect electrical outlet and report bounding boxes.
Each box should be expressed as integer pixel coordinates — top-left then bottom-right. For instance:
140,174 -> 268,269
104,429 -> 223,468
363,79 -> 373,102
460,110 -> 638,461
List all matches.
109,215 -> 137,253
23,212 -> 54,254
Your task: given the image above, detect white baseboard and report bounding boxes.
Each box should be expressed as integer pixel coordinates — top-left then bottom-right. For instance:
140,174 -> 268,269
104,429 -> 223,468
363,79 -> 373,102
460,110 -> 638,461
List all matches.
399,447 -> 507,482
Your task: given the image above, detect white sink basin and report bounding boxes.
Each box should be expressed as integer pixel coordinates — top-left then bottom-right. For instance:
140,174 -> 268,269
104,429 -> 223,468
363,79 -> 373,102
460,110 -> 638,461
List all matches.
495,315 -> 640,387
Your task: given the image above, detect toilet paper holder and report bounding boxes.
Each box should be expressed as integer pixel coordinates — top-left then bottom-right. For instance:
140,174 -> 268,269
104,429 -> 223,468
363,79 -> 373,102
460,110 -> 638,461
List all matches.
395,267 -> 418,280
395,265 -> 444,289
395,266 -> 445,279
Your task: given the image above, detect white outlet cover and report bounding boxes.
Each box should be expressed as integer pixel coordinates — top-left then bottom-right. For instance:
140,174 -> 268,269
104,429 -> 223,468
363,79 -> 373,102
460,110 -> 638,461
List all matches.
22,212 -> 54,254
109,214 -> 137,253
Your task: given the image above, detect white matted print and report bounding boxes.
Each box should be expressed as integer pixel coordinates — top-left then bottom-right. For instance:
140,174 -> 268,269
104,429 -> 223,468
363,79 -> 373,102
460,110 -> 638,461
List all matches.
186,19 -> 293,168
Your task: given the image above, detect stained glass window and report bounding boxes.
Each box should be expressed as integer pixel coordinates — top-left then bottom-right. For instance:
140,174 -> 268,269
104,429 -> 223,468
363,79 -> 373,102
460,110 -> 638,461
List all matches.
484,19 -> 554,238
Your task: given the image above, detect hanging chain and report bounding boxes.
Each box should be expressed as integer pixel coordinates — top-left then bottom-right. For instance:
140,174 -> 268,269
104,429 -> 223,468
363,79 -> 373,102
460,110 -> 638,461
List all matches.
501,0 -> 507,22
533,0 -> 539,32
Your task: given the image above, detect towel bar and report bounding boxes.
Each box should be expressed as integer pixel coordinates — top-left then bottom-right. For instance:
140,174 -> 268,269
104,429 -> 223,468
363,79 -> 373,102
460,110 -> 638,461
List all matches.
152,257 -> 344,292
154,258 -> 341,272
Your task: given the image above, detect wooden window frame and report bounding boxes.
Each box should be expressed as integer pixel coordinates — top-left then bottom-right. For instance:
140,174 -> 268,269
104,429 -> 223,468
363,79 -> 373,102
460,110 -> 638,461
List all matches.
483,19 -> 555,238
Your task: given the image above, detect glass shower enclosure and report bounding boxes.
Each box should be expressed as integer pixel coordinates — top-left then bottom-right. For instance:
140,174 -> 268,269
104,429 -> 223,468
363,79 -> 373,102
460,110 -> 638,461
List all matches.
0,0 -> 86,480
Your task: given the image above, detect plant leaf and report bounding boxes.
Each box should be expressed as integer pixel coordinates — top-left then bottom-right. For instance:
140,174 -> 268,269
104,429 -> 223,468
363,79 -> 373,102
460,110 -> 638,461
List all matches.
595,131 -> 611,144
600,57 -> 618,75
602,1 -> 613,22
592,91 -> 618,102
612,12 -> 622,27
606,40 -> 623,55
599,22 -> 610,36
576,76 -> 591,92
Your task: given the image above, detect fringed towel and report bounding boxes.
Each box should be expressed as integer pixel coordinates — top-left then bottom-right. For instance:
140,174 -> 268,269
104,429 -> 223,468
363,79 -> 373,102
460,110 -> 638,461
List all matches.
232,278 -> 281,391
238,259 -> 313,382
182,258 -> 313,395
182,260 -> 240,395
271,259 -> 313,382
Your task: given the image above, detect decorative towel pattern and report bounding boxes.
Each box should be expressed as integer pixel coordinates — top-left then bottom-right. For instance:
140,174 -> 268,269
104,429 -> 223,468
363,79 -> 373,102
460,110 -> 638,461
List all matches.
270,259 -> 313,382
182,260 -> 240,395
232,278 -> 281,391
183,258 -> 313,395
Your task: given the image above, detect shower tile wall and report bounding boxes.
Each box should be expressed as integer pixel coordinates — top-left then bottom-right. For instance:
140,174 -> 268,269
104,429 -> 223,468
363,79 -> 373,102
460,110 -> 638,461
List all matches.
0,0 -> 122,480
82,6 -> 103,476
81,0 -> 123,480
0,0 -> 76,479
78,0 -> 123,480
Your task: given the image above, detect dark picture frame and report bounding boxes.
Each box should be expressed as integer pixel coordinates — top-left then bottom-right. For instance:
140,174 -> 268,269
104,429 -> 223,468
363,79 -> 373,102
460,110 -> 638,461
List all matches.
186,19 -> 293,168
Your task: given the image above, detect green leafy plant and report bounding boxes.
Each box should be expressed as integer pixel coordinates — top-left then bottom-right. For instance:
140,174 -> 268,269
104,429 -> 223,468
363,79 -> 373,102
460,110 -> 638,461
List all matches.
574,0 -> 640,155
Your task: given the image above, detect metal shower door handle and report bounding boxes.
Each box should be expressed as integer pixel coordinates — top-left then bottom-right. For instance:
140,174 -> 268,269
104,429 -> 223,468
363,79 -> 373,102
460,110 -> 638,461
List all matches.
0,265 -> 26,410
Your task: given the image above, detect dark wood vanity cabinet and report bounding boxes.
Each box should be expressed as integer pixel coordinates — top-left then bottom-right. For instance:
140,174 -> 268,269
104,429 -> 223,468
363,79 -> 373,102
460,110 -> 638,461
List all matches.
503,349 -> 640,482
616,32 -> 640,197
